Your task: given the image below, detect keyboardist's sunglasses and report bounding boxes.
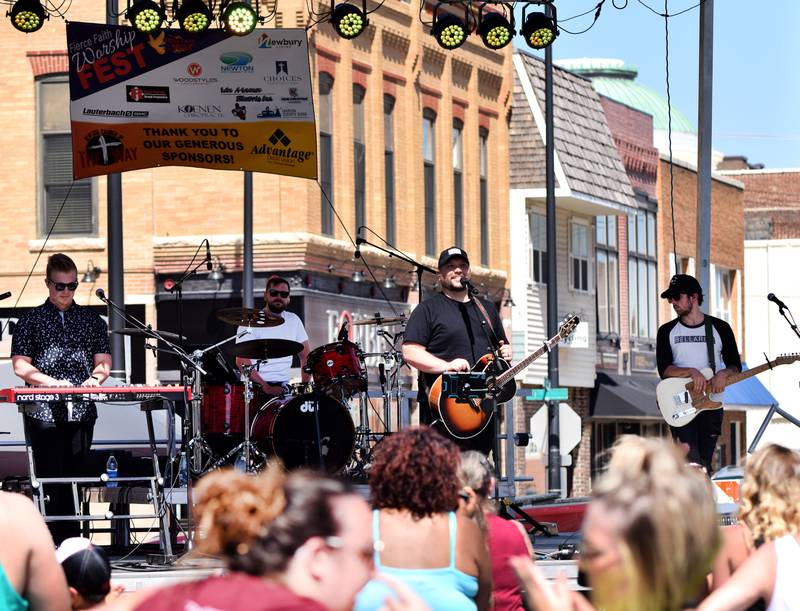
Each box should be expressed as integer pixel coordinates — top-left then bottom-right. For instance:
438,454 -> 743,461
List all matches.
268,289 -> 290,298
47,279 -> 79,292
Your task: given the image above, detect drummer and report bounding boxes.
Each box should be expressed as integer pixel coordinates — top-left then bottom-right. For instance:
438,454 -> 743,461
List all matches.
236,276 -> 311,396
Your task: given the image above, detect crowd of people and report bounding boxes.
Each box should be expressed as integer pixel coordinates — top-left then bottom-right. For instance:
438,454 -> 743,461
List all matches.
1,428 -> 798,610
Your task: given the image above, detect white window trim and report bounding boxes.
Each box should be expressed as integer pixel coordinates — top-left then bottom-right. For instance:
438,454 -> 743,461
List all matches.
569,217 -> 592,294
528,208 -> 547,286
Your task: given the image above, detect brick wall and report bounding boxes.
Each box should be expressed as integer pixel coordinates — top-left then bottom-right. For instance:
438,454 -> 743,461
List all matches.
722,170 -> 800,240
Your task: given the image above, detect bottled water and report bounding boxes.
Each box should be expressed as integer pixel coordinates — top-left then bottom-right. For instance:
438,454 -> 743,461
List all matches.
233,452 -> 247,472
178,452 -> 189,487
106,455 -> 118,488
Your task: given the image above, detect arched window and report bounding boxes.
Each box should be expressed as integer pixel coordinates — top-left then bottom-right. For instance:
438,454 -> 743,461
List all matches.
452,119 -> 464,246
384,94 -> 396,243
319,72 -> 334,235
353,84 -> 366,233
423,108 -> 437,256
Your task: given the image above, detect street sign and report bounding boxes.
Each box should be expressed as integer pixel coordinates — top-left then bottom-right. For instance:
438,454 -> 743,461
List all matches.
525,402 -> 582,460
526,387 -> 569,402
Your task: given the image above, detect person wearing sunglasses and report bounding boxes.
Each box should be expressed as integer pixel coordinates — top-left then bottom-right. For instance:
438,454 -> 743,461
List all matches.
235,275 -> 311,397
10,253 -> 111,544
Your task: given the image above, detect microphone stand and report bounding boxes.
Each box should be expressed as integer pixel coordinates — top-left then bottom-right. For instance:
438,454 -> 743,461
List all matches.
749,301 -> 800,452
168,240 -> 211,351
356,237 -> 437,302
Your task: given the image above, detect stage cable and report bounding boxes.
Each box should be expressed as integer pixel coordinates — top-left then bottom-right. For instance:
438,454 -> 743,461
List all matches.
0,181 -> 75,345
663,0 -> 679,274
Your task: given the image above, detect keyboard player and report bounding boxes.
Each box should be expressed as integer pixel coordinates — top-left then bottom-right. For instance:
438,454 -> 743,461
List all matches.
10,253 -> 111,543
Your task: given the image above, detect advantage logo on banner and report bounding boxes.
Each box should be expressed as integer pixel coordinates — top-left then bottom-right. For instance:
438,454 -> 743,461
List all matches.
67,22 -> 317,180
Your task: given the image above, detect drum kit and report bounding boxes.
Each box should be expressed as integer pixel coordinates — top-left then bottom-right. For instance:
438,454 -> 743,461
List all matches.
177,307 -> 407,477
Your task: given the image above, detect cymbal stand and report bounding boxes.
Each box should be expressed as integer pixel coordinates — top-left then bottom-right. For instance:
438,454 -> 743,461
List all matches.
209,363 -> 266,473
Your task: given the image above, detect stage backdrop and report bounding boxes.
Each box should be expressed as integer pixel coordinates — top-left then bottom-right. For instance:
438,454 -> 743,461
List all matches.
67,23 -> 317,180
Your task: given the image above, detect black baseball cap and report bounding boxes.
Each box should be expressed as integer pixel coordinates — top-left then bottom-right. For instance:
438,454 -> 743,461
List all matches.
660,274 -> 703,300
437,246 -> 470,269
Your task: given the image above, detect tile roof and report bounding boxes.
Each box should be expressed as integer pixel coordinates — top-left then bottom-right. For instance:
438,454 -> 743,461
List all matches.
511,51 -> 636,210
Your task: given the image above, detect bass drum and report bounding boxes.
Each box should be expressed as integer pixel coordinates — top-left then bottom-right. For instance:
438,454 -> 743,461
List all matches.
250,394 -> 355,474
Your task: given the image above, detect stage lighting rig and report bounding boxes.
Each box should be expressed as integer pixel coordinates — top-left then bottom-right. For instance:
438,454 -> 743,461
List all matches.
520,2 -> 558,49
7,0 -> 47,33
330,1 -> 368,39
431,2 -> 470,50
176,0 -> 212,33
220,0 -> 258,35
477,3 -> 514,50
126,0 -> 166,33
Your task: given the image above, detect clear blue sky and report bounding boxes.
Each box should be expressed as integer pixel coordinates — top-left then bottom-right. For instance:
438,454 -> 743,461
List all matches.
513,0 -> 800,169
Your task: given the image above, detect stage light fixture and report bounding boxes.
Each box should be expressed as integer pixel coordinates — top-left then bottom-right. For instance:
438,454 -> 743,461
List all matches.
478,11 -> 514,50
520,10 -> 557,50
81,261 -> 101,283
331,2 -> 368,39
177,0 -> 212,33
432,13 -> 468,50
221,1 -> 257,36
127,0 -> 165,33
9,0 -> 46,33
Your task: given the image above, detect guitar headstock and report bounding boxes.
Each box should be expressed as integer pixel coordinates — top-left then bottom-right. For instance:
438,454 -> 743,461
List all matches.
558,314 -> 580,340
774,353 -> 800,367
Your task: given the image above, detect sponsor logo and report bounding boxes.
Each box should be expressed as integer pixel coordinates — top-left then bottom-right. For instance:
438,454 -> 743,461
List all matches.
82,108 -> 150,118
236,95 -> 273,103
81,129 -> 137,167
231,103 -> 247,121
250,128 -> 315,165
280,86 -> 309,103
273,107 -> 310,119
177,104 -> 225,119
256,106 -> 281,118
220,86 -> 264,95
187,63 -> 202,76
257,33 -> 302,49
264,60 -> 303,83
220,52 -> 254,73
126,85 -> 170,103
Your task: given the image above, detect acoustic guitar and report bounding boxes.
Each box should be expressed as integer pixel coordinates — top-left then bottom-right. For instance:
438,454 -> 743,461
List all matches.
428,314 -> 580,439
656,353 -> 799,427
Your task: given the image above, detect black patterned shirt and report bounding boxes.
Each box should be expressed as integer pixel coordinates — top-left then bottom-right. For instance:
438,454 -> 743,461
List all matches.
10,300 -> 111,422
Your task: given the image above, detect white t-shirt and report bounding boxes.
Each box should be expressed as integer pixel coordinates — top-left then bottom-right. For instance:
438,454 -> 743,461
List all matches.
236,310 -> 308,383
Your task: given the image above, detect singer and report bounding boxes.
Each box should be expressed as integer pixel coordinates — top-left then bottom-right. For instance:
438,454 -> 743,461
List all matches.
402,246 -> 512,456
9,253 -> 111,544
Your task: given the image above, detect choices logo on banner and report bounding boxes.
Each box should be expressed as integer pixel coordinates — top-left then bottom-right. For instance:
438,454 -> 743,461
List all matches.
264,60 -> 303,83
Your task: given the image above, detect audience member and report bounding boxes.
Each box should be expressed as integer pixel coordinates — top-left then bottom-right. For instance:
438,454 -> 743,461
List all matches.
354,427 -> 492,611
457,451 -> 532,611
512,437 -> 720,611
0,490 -> 70,610
56,537 -> 123,609
101,466 -> 375,611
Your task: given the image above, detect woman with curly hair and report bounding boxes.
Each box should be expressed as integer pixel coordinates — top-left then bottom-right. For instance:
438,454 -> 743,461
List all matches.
354,427 -> 491,611
103,466 -> 376,611
711,444 -> 800,592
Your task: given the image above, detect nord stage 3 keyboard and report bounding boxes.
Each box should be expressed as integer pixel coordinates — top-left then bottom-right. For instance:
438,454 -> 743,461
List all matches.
0,386 -> 191,404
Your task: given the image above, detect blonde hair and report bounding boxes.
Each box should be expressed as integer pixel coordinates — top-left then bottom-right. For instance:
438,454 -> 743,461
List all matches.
457,451 -> 494,531
739,444 -> 800,543
591,437 -> 721,611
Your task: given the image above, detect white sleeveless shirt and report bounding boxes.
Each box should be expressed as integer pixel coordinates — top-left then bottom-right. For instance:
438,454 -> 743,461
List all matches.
767,534 -> 800,611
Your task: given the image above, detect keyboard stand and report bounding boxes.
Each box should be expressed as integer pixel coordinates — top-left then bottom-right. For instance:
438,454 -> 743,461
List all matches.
20,403 -> 174,558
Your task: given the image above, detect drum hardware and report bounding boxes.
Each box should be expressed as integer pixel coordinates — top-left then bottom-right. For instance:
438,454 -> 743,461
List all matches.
111,327 -> 188,343
228,338 -> 304,360
215,307 -> 285,328
350,315 -> 407,327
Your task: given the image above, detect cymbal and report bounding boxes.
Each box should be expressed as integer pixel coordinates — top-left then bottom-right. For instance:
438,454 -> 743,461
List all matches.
216,307 -> 284,328
351,315 -> 407,327
228,339 -> 303,360
111,328 -> 187,342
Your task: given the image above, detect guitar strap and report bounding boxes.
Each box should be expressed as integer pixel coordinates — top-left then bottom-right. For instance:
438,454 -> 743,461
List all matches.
704,317 -> 716,374
470,295 -> 500,348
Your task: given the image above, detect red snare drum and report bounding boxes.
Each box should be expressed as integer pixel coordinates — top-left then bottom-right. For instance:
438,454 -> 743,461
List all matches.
250,393 -> 355,473
306,341 -> 366,396
201,383 -> 245,436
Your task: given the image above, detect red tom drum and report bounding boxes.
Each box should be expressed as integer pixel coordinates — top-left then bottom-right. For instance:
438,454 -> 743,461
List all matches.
201,383 -> 245,436
250,393 -> 355,473
306,340 -> 366,397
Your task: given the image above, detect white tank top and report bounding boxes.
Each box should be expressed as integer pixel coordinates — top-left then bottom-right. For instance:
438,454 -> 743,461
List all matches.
767,534 -> 800,611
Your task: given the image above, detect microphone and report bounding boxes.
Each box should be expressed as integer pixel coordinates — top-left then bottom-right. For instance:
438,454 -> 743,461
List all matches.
354,227 -> 365,258
0,291 -> 10,301
95,288 -> 107,302
378,363 -> 387,388
337,321 -> 349,342
461,278 -> 478,296
767,293 -> 789,310
205,240 -> 212,271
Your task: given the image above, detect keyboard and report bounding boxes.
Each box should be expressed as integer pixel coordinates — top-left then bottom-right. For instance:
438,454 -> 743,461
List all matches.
0,386 -> 191,403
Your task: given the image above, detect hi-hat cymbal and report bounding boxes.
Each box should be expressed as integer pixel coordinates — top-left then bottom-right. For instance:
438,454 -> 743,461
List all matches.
111,328 -> 187,342
351,315 -> 407,327
216,307 -> 284,327
228,339 -> 303,360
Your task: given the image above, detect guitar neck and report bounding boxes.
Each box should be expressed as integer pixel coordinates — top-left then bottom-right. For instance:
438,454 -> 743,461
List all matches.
725,361 -> 775,387
495,341 -> 551,387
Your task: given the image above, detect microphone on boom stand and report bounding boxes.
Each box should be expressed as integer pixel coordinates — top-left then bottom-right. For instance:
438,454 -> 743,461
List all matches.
461,278 -> 479,296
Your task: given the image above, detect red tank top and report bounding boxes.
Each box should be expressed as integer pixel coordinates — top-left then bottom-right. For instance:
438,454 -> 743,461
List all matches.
134,572 -> 327,611
486,513 -> 530,611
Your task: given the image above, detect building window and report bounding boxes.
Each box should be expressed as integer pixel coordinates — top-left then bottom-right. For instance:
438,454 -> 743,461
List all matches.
384,94 -> 395,244
628,210 -> 658,339
713,267 -> 734,323
528,211 -> 547,284
596,216 -> 619,335
423,109 -> 436,256
38,77 -> 94,236
570,221 -> 589,292
353,84 -> 366,234
452,119 -> 464,247
319,73 -> 334,235
479,128 -> 489,265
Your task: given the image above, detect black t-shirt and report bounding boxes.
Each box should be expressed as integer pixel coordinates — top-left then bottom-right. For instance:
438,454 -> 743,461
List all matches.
404,292 -> 507,394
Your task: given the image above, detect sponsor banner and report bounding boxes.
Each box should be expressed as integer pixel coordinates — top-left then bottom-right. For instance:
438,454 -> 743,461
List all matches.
70,121 -> 318,178
68,23 -> 316,180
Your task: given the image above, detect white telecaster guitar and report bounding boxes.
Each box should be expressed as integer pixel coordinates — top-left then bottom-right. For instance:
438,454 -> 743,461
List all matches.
656,354 -> 800,427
